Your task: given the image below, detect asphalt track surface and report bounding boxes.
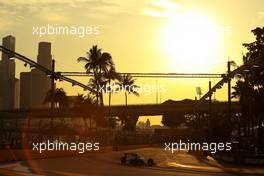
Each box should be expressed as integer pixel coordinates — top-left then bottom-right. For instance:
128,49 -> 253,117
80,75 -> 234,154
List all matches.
0,148 -> 263,176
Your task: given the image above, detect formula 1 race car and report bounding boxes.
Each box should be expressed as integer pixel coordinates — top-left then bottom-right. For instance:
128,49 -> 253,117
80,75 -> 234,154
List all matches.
120,153 -> 154,167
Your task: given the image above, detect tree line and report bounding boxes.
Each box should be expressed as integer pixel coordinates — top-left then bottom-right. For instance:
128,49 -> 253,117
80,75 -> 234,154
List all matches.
44,45 -> 140,131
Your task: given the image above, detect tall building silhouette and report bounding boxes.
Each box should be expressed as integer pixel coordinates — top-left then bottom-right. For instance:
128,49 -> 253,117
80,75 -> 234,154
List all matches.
0,35 -> 17,110
20,72 -> 31,109
37,42 -> 52,70
20,42 -> 52,109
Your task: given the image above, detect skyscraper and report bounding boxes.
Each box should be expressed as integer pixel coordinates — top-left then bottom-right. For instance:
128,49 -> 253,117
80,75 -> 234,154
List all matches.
2,36 -> 15,61
20,42 -> 52,109
37,42 -> 52,70
0,35 -> 16,110
20,72 -> 31,109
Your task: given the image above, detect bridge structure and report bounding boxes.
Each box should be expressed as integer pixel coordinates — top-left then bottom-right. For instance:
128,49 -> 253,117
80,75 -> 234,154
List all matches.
0,45 -> 230,118
0,44 -> 257,151
1,45 -> 261,120
0,101 -> 240,119
1,42 -> 264,156
105,101 -> 240,117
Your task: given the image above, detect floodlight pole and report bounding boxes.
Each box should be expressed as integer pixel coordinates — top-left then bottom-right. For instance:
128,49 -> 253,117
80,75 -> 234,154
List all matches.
51,59 -> 55,127
209,81 -> 212,117
227,61 -> 231,119
209,81 -> 212,129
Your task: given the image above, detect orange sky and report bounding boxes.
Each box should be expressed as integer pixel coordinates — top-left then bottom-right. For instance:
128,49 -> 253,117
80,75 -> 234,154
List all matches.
0,0 -> 263,123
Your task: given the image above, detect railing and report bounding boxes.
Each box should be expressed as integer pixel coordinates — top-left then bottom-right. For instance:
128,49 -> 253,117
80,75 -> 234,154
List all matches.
199,55 -> 264,101
60,71 -> 225,78
0,45 -> 95,93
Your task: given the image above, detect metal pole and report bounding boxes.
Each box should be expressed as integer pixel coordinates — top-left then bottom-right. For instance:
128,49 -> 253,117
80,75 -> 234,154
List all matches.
207,81 -> 212,141
227,61 -> 231,119
50,59 -> 55,129
51,59 -> 55,112
209,81 -> 212,125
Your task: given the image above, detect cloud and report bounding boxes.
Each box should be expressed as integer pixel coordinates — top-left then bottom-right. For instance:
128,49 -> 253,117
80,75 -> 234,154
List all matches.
0,0 -> 150,21
0,0 -> 118,16
151,0 -> 183,11
143,0 -> 184,18
0,0 -> 119,30
0,0 -> 117,9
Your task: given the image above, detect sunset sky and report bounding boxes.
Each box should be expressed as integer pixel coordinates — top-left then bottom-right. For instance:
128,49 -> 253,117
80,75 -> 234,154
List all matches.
0,0 -> 263,123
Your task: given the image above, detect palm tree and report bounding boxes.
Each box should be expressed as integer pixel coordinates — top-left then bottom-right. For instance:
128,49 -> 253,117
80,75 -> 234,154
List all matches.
104,68 -> 120,116
44,88 -> 68,125
77,45 -> 114,107
74,94 -> 96,133
233,27 -> 264,150
82,95 -> 97,131
44,88 -> 68,111
232,80 -> 255,138
88,73 -> 108,106
116,74 -> 139,128
117,74 -> 139,107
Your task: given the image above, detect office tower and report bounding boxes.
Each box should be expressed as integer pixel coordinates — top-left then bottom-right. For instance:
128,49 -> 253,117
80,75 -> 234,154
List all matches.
0,35 -> 16,110
20,72 -> 31,109
14,78 -> 20,109
20,42 -> 53,109
30,42 -> 52,109
37,42 -> 52,69
2,35 -> 15,61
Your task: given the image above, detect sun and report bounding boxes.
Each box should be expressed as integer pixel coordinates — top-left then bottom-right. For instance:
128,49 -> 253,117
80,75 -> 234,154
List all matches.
160,12 -> 222,72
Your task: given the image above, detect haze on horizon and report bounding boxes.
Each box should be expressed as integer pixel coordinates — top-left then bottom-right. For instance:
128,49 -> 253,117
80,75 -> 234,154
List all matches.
0,0 -> 263,106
